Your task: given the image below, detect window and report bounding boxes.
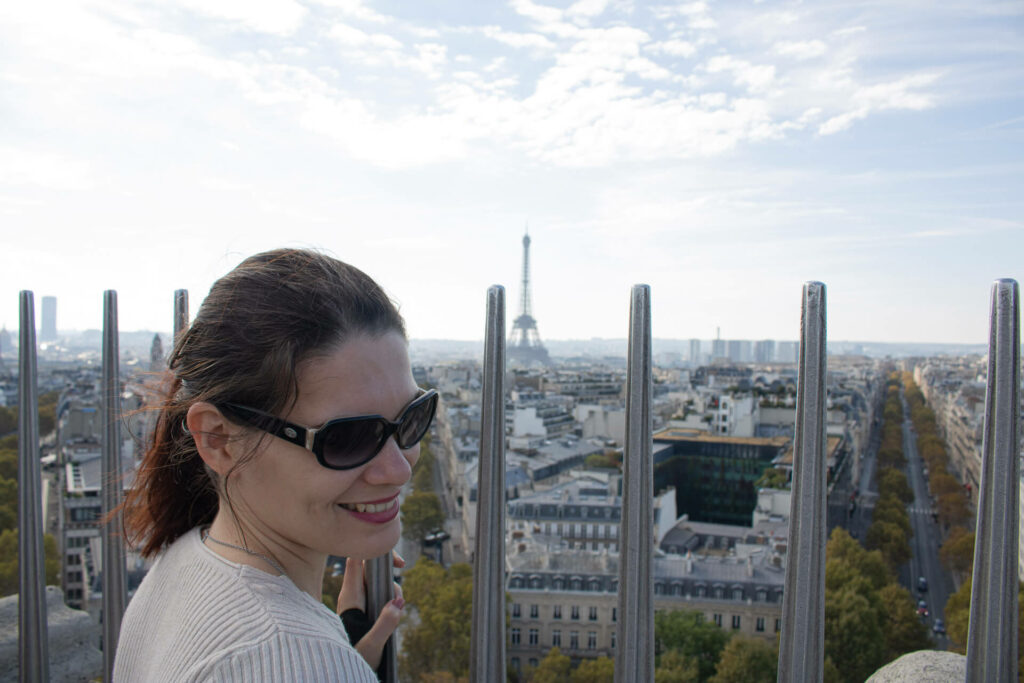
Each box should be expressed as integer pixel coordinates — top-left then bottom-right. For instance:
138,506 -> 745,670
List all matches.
713,614 -> 722,627
612,607 -> 617,622
553,605 -> 562,620
570,631 -> 579,650
529,629 -> 539,646
589,606 -> 598,621
511,658 -> 520,671
552,630 -> 561,647
731,615 -> 741,630
587,632 -> 597,649
774,619 -> 781,633
511,628 -> 521,645
512,604 -> 521,618
571,606 -> 580,620
611,630 -> 616,649
756,617 -> 765,632
529,659 -> 538,668
530,604 -> 539,619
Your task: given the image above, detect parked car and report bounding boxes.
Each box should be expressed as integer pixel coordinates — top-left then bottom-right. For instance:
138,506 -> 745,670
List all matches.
918,576 -> 928,593
917,600 -> 929,617
933,619 -> 946,635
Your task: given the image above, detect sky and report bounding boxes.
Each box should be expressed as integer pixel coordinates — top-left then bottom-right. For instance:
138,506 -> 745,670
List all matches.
1,0 -> 1022,344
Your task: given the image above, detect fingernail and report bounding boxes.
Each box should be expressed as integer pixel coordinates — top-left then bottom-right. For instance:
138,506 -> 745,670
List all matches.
392,597 -> 405,610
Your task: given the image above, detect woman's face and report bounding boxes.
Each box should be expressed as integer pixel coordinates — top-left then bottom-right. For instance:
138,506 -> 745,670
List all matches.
227,330 -> 420,561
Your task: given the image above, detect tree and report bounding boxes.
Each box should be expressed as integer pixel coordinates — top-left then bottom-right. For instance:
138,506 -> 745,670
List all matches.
570,656 -> 614,683
943,578 -> 1024,676
872,495 -> 912,539
877,583 -> 930,661
754,467 -> 788,490
399,559 -> 474,681
939,526 -> 974,574
655,610 -> 730,682
655,649 -> 701,683
929,471 -> 961,497
709,636 -> 777,683
401,491 -> 445,543
0,530 -> 60,597
864,520 -> 910,571
0,476 -> 15,532
0,448 -> 15,481
944,578 -> 971,653
825,527 -> 891,590
824,587 -> 886,683
877,469 -> 913,505
530,647 -> 570,683
937,492 -> 969,528
412,444 -> 436,492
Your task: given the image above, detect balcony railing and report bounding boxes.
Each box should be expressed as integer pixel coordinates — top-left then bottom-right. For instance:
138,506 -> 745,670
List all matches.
15,279 -> 1020,682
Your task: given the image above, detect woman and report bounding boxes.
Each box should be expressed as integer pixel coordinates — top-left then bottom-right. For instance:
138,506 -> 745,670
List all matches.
114,249 -> 436,681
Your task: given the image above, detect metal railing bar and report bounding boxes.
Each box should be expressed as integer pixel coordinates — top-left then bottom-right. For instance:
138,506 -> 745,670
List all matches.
173,289 -> 188,347
966,278 -> 1020,683
777,281 -> 827,683
366,553 -> 397,681
616,284 -> 654,683
469,285 -> 506,682
18,291 -> 49,683
101,290 -> 127,680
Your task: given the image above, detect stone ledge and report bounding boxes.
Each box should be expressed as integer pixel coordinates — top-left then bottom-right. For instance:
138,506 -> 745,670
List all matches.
865,650 -> 967,682
0,586 -> 103,683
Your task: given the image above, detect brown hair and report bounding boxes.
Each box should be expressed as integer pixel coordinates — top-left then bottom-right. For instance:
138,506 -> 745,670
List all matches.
121,248 -> 406,557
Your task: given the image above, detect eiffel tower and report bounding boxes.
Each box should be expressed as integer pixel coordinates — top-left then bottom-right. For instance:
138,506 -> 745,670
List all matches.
508,230 -> 552,367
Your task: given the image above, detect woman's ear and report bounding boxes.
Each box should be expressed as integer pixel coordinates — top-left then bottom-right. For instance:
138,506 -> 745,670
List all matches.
186,402 -> 241,477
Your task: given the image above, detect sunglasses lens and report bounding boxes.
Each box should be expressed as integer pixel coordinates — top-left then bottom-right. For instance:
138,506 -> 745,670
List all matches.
321,420 -> 386,469
397,393 -> 437,448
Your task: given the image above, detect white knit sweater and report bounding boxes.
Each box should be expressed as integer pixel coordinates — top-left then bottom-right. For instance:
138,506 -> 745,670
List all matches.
113,527 -> 378,682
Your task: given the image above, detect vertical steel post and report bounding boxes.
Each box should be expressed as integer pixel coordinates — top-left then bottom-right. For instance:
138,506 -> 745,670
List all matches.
966,279 -> 1020,683
101,290 -> 127,679
470,285 -> 506,683
777,282 -> 827,683
366,554 -> 397,682
173,289 -> 188,346
616,284 -> 654,683
18,291 -> 49,683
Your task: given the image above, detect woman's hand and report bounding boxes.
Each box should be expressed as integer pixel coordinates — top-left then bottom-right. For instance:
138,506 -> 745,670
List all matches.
336,553 -> 407,671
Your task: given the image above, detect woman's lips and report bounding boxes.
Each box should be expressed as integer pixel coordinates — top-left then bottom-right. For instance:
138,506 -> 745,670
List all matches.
339,494 -> 400,523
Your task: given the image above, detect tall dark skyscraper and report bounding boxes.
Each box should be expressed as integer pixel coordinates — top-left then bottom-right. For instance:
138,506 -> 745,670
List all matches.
508,230 -> 551,367
41,296 -> 57,342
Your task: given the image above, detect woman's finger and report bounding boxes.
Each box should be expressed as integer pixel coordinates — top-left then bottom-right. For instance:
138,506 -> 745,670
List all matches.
354,597 -> 406,671
337,557 -> 366,615
392,549 -> 406,569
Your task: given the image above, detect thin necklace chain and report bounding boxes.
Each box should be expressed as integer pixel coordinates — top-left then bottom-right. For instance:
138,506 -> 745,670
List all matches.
202,528 -> 287,576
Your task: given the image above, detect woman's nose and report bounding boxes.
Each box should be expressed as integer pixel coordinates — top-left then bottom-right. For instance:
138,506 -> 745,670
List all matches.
362,436 -> 416,485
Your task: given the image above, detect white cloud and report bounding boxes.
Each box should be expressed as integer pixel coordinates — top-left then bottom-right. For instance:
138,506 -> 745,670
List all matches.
832,26 -> 866,37
819,73 -> 939,135
480,26 -> 556,50
647,39 -> 697,58
173,0 -> 308,35
705,55 -> 776,92
774,40 -> 827,59
510,0 -> 564,24
567,0 -> 613,19
306,0 -> 392,24
0,147 -> 96,190
329,22 -> 403,50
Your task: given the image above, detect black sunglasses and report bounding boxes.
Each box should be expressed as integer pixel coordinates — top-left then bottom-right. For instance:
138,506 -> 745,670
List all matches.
220,388 -> 438,471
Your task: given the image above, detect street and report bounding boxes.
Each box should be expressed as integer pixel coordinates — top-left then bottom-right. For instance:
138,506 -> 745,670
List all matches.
898,390 -> 953,643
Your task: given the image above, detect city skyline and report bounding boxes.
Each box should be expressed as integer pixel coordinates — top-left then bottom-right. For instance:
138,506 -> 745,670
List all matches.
1,0 -> 1022,344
